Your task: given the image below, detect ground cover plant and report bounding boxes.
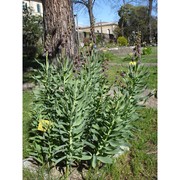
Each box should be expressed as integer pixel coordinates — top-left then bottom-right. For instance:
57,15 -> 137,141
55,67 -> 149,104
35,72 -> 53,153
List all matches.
24,52 -> 150,178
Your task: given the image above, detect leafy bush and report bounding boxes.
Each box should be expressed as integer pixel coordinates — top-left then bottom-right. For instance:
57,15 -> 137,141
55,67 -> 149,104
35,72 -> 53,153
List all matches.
96,34 -> 102,45
117,36 -> 128,46
142,47 -> 152,55
23,7 -> 43,59
28,54 -> 149,177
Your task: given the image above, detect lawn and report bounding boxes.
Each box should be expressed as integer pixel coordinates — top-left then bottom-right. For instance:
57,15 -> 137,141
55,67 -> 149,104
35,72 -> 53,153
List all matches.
106,65 -> 157,89
102,46 -> 157,64
23,90 -> 33,158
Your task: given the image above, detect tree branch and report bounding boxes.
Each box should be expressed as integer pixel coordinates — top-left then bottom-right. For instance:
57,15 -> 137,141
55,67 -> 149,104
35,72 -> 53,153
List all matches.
73,0 -> 88,8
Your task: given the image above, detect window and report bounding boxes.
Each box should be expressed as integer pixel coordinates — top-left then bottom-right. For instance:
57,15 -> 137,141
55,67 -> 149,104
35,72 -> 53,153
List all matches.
37,4 -> 41,13
84,32 -> 87,38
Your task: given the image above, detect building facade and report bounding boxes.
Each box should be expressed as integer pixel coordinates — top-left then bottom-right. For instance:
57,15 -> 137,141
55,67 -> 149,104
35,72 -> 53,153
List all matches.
23,0 -> 43,16
78,22 -> 118,35
78,22 -> 118,43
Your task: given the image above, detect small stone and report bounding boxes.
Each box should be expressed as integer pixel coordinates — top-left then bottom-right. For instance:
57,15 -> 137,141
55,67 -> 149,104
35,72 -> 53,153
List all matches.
23,157 -> 38,173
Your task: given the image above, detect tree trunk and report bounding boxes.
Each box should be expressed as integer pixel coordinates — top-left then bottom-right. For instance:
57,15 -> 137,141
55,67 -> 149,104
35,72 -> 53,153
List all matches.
88,0 -> 96,44
148,0 -> 153,44
42,0 -> 78,62
121,20 -> 124,36
120,0 -> 126,37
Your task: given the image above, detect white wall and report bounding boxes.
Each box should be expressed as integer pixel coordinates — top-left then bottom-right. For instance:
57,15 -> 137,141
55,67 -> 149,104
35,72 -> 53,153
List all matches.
23,0 -> 43,16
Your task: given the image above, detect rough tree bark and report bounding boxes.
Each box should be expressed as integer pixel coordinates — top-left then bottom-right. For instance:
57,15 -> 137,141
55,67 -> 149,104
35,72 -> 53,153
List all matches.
42,0 -> 78,62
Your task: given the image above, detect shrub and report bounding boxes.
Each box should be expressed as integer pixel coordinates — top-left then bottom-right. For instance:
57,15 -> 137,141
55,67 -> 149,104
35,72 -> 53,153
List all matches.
142,47 -> 152,55
23,7 -> 43,60
117,36 -> 128,46
28,53 -> 149,177
96,34 -> 102,45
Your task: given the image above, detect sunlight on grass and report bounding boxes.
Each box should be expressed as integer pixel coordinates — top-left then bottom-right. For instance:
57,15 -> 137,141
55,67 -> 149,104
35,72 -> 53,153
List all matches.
23,90 -> 33,158
106,65 -> 157,89
102,46 -> 157,64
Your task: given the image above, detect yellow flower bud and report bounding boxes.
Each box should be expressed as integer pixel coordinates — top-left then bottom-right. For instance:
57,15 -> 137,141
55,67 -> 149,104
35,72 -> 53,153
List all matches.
38,120 -> 52,132
129,61 -> 136,66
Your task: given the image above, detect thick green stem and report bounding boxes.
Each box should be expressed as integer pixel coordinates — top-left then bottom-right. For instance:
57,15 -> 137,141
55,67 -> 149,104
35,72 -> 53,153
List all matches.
65,164 -> 69,179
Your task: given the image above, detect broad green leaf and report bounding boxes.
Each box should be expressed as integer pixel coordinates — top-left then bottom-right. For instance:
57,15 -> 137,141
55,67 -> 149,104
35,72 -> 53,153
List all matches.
84,141 -> 96,149
72,117 -> 84,127
97,156 -> 112,164
108,140 -> 119,148
53,156 -> 66,165
32,156 -> 43,164
73,155 -> 92,160
72,121 -> 85,134
92,124 -> 100,130
92,154 -> 97,169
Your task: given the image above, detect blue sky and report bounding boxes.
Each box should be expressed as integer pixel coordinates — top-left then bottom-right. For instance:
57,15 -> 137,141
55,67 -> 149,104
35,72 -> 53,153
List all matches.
74,1 -> 157,27
74,2 -> 119,26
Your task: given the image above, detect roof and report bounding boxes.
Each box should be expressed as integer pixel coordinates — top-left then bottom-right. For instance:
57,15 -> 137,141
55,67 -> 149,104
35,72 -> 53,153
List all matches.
79,22 -> 118,29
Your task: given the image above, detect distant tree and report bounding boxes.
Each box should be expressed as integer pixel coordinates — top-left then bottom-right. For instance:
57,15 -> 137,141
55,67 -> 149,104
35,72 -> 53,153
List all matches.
73,0 -> 96,44
151,16 -> 157,43
134,0 -> 157,43
117,4 -> 157,44
23,6 -> 43,59
118,2 -> 131,36
113,26 -> 121,39
112,0 -> 157,43
145,0 -> 157,44
42,0 -> 78,62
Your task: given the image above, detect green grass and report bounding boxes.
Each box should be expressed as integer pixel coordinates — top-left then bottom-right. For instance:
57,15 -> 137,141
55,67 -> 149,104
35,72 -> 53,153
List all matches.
102,51 -> 124,64
106,65 -> 157,89
86,108 -> 157,180
141,47 -> 157,63
102,46 -> 157,64
23,90 -> 33,158
148,66 -> 157,89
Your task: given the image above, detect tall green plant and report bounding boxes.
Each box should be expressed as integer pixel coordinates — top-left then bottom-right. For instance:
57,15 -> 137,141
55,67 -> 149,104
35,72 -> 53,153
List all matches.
28,53 -> 149,177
